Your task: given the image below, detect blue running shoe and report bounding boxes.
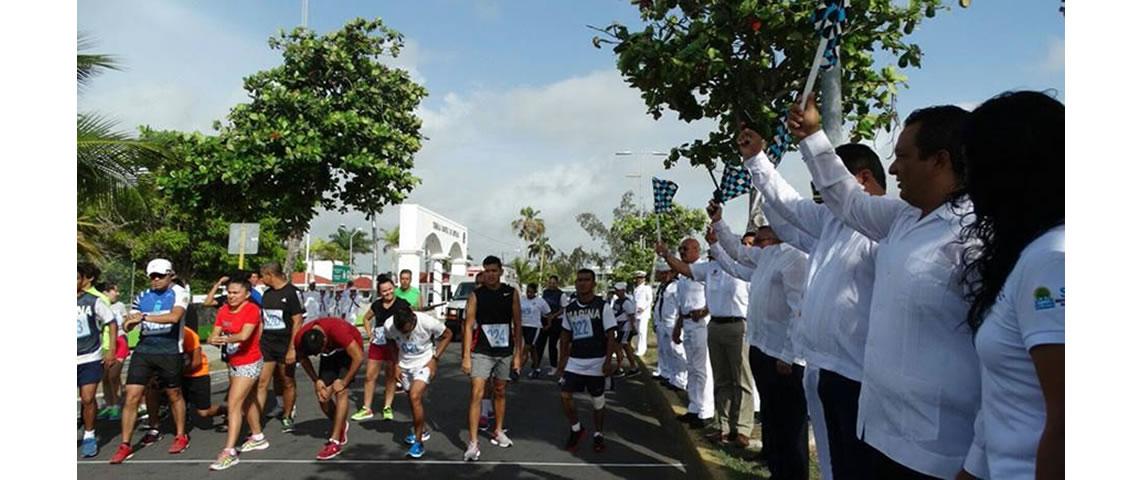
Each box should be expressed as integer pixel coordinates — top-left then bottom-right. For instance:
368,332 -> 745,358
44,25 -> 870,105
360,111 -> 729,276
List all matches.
81,436 -> 98,458
407,442 -> 425,459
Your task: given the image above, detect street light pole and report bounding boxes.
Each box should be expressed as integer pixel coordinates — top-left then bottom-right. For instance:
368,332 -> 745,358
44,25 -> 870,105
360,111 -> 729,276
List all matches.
613,151 -> 667,211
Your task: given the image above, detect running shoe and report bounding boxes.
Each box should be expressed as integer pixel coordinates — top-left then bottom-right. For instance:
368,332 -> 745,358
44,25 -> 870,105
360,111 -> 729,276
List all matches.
565,428 -> 586,451
97,406 -> 114,420
593,433 -> 606,453
168,434 -> 190,454
316,441 -> 342,461
209,449 -> 239,471
478,415 -> 490,431
109,442 -> 133,464
404,429 -> 431,445
381,406 -> 395,421
107,405 -> 122,420
407,441 -> 425,459
239,435 -> 269,452
140,429 -> 162,446
463,440 -> 481,462
490,430 -> 513,448
351,407 -> 373,422
217,414 -> 229,433
281,416 -> 295,433
527,369 -> 541,379
81,436 -> 98,458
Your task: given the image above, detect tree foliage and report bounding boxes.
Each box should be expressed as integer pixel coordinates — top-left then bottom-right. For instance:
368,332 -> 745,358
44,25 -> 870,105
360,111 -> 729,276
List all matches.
577,191 -> 707,281
594,0 -> 952,170
216,18 -> 428,241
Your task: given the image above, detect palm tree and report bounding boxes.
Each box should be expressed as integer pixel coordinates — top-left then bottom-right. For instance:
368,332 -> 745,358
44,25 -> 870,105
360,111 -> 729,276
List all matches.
527,235 -> 556,278
379,227 -> 400,271
507,257 -> 538,286
511,207 -> 545,244
77,33 -> 169,260
330,226 -> 373,259
77,34 -> 166,203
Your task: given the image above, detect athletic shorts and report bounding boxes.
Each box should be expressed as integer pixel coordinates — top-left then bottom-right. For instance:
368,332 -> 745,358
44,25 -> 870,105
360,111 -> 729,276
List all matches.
78,361 -> 103,388
560,371 -> 605,397
368,342 -> 398,362
401,365 -> 432,389
522,326 -> 539,346
182,375 -> 212,409
318,350 -> 353,387
229,359 -> 263,378
471,352 -> 512,381
617,322 -> 635,344
115,335 -> 130,361
260,335 -> 292,363
126,352 -> 183,389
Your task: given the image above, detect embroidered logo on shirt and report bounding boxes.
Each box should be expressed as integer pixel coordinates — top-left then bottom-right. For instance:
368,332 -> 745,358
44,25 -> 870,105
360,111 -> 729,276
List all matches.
1034,287 -> 1056,310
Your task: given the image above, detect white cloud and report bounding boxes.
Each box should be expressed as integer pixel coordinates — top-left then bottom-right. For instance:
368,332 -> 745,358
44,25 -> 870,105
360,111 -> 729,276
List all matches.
1040,36 -> 1065,73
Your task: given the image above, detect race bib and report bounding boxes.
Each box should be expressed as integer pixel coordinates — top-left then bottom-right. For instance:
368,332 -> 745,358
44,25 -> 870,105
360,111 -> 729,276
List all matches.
482,324 -> 510,348
569,317 -> 594,340
76,309 -> 91,338
263,309 -> 286,331
225,342 -> 240,355
371,326 -> 387,345
400,340 -> 422,355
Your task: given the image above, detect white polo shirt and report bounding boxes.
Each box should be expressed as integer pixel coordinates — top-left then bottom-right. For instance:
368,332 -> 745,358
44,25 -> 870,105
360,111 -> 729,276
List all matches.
689,260 -> 749,319
803,130 -> 981,478
653,280 -> 680,328
675,270 -> 708,329
712,242 -> 807,364
969,226 -> 1064,479
735,150 -> 878,383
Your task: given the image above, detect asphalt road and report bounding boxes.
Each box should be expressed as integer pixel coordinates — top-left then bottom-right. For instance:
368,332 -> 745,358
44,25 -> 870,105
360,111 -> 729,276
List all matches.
77,338 -> 692,479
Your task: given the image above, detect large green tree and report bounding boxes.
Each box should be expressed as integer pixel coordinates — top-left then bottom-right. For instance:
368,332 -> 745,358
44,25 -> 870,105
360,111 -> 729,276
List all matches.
593,0 -> 954,169
577,191 -> 707,281
214,18 -> 428,272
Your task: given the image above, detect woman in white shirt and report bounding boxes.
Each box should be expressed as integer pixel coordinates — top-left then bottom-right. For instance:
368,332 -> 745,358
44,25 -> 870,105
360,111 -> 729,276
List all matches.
959,91 -> 1064,480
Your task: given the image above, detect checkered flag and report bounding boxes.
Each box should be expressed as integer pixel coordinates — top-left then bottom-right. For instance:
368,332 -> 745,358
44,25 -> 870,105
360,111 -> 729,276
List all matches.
767,108 -> 795,165
718,164 -> 751,202
814,0 -> 848,70
652,177 -> 679,213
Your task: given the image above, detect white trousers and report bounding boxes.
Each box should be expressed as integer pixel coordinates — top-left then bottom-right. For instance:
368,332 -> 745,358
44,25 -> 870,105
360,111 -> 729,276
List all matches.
656,320 -> 687,389
635,313 -> 652,355
804,365 -> 833,480
682,322 -> 714,419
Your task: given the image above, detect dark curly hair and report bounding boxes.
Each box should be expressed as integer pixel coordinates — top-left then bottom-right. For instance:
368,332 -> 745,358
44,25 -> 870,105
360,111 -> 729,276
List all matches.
961,91 -> 1064,331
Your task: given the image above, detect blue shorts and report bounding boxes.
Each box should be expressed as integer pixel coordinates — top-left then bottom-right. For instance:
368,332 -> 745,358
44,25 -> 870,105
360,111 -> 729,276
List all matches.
78,361 -> 103,388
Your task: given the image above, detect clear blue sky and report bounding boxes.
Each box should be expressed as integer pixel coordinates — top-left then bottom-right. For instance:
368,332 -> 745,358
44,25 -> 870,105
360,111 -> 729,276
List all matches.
79,0 -> 1064,269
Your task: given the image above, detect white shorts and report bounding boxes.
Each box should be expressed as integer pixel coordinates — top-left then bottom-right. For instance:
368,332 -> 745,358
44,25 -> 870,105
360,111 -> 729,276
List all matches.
401,365 -> 432,391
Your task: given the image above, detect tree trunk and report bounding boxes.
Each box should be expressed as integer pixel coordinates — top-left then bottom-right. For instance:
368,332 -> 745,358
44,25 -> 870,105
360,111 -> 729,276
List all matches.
284,229 -> 303,276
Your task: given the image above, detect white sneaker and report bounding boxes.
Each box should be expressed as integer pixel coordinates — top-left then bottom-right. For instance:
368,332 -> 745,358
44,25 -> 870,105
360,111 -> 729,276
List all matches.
490,430 -> 513,448
463,440 -> 481,461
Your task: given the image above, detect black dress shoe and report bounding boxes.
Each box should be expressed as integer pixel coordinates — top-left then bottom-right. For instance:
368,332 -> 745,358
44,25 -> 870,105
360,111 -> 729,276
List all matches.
688,418 -> 707,430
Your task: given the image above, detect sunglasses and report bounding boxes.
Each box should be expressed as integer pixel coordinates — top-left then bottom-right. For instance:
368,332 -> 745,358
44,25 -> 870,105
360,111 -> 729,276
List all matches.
149,273 -> 171,280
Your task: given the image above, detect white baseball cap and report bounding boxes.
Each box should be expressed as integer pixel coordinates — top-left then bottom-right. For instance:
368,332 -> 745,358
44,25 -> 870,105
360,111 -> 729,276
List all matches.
146,258 -> 174,276
654,258 -> 671,272
614,282 -> 628,290
633,270 -> 647,277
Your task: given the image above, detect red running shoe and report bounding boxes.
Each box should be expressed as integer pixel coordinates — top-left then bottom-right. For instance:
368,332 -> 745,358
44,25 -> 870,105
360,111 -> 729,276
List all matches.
109,443 -> 133,464
317,441 -> 343,461
168,434 -> 190,454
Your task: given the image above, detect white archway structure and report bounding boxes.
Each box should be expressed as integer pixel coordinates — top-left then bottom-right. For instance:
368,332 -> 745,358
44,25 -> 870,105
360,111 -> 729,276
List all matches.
395,204 -> 468,315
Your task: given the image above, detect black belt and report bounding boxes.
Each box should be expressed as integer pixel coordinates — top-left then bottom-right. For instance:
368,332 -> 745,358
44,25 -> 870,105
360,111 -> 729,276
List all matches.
710,316 -> 744,324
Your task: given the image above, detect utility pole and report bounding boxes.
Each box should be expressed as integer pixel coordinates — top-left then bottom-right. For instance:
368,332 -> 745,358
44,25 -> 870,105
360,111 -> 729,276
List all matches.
301,0 -> 309,28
